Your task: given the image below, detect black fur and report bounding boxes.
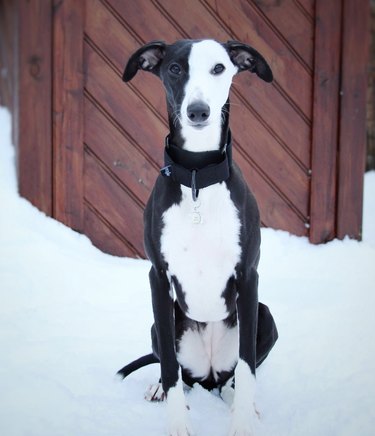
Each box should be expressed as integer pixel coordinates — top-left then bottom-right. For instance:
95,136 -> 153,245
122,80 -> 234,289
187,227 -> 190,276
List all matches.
117,40 -> 278,403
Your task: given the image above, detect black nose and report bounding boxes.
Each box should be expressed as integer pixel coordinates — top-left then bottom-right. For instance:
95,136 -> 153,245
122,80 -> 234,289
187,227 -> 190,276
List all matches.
187,102 -> 210,123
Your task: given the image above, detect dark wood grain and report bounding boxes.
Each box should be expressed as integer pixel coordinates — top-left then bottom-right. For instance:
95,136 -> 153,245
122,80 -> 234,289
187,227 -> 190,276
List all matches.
336,0 -> 370,240
310,0 -> 342,243
84,201 -> 141,258
84,151 -> 145,257
53,0 -> 84,231
84,96 -> 159,206
18,0 -> 53,216
245,0 -> 314,69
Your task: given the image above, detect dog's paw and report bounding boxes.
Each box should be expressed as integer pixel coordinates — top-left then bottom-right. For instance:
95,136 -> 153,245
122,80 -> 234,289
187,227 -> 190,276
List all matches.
144,383 -> 166,402
220,384 -> 235,406
228,408 -> 258,436
228,421 -> 255,436
168,420 -> 194,436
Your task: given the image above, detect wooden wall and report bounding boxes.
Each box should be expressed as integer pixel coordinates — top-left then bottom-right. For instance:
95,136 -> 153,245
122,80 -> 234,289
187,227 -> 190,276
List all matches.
0,0 -> 17,143
0,0 -> 370,257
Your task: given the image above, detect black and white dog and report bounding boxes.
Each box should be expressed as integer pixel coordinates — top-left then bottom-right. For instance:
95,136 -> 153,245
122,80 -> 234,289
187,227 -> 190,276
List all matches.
117,39 -> 278,436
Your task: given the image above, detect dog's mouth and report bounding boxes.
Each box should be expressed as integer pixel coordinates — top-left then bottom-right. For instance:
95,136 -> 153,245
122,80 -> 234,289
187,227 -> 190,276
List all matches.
187,121 -> 210,130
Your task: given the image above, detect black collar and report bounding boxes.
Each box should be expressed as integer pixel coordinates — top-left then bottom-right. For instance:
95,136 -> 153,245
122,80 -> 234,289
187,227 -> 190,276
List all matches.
160,130 -> 232,201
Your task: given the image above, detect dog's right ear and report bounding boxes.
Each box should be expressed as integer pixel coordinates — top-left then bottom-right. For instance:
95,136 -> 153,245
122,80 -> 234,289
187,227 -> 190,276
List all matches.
123,41 -> 167,82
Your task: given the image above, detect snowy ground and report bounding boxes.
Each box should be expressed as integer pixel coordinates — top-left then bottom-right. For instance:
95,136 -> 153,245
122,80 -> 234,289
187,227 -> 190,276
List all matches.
0,105 -> 374,436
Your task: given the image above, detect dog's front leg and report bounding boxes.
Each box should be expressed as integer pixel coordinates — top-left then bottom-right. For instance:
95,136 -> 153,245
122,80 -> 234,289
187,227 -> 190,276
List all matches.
229,267 -> 259,436
149,267 -> 193,436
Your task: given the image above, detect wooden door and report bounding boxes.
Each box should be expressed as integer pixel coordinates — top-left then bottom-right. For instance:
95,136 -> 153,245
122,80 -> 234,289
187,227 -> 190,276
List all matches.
75,0 -> 315,258
15,0 -> 369,257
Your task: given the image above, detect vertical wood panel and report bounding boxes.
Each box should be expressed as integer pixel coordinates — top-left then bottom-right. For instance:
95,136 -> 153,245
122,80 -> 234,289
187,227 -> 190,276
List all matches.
0,0 -> 18,146
309,0 -> 342,244
336,0 -> 370,240
18,0 -> 52,215
53,0 -> 84,231
0,0 -> 16,110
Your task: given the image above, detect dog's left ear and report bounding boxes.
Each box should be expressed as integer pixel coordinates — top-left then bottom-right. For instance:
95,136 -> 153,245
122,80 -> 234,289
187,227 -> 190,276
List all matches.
224,40 -> 273,83
123,41 -> 167,82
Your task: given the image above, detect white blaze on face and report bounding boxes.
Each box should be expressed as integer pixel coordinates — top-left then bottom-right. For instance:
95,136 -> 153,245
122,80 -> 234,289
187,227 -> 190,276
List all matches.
180,40 -> 238,152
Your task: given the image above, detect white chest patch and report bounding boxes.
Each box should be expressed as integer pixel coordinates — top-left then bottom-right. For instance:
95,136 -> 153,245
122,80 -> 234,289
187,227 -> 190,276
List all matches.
177,321 -> 239,381
161,183 -> 241,322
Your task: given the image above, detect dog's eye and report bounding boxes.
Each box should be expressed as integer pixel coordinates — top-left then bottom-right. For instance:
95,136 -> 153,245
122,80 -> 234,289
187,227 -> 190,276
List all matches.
169,63 -> 181,75
212,64 -> 225,75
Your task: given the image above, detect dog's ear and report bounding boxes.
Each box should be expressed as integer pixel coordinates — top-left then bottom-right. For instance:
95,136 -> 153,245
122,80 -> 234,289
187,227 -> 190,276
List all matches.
123,41 -> 167,82
224,40 -> 273,83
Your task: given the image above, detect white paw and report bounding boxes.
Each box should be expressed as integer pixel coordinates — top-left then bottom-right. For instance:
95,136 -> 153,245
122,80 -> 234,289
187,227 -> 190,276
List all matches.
228,422 -> 254,436
228,408 -> 257,436
221,384 -> 235,407
144,383 -> 166,402
166,377 -> 194,435
167,420 -> 194,436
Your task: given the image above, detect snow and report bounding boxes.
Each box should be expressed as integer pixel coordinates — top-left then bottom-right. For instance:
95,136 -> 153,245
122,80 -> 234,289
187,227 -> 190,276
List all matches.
0,105 -> 374,436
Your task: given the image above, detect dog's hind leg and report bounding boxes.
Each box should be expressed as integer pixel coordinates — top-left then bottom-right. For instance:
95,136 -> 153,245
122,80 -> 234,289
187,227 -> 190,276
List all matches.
145,381 -> 166,402
256,302 -> 278,367
219,376 -> 235,407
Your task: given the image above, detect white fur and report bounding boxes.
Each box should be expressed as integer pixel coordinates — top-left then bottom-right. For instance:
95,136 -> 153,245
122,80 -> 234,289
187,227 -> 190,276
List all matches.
229,359 -> 257,436
166,370 -> 194,436
159,40 -> 256,435
177,321 -> 239,380
180,40 -> 238,152
220,380 -> 235,407
161,184 -> 241,323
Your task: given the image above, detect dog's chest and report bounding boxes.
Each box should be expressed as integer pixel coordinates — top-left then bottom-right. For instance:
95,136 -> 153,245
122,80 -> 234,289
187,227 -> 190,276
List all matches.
161,183 -> 241,322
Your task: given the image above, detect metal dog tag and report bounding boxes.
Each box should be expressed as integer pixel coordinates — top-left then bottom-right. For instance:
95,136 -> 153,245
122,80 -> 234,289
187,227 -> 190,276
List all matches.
191,198 -> 202,224
191,211 -> 202,224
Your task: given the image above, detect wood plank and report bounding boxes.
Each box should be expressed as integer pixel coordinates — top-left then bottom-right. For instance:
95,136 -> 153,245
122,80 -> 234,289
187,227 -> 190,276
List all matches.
0,0 -> 18,145
234,148 -> 308,236
53,0 -> 84,231
336,0 -> 370,240
230,79 -> 311,169
18,0 -> 52,215
296,0 -> 315,18
230,96 -> 310,218
83,42 -> 165,166
207,0 -> 313,70
309,0 -> 342,243
84,0 -> 168,126
84,95 -> 158,205
107,0 -> 185,42
0,0 -> 16,111
84,151 -> 145,256
84,202 -> 140,258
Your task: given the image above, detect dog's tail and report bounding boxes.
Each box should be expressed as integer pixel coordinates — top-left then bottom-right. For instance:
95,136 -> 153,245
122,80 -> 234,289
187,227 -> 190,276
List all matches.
116,353 -> 159,379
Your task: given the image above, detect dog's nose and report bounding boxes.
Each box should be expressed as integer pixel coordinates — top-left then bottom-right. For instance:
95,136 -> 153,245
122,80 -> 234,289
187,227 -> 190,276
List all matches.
187,102 -> 210,123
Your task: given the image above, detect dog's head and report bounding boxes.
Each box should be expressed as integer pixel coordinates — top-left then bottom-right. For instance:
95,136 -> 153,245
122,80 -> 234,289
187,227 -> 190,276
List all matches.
123,39 -> 272,144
